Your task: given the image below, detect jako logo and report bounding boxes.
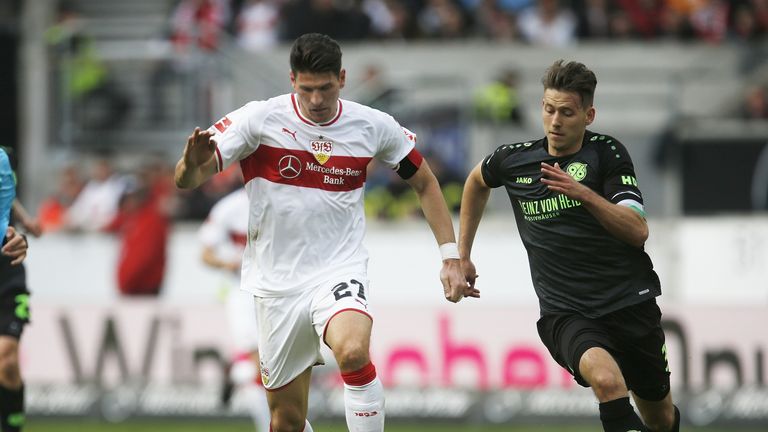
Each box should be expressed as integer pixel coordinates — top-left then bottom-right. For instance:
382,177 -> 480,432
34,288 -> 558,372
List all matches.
354,411 -> 379,417
516,177 -> 532,184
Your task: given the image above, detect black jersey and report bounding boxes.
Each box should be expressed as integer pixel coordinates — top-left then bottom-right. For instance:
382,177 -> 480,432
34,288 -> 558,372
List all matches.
481,130 -> 661,318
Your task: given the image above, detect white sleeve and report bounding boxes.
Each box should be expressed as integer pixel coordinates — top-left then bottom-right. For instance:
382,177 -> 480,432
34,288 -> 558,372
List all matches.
208,101 -> 267,172
374,113 -> 417,168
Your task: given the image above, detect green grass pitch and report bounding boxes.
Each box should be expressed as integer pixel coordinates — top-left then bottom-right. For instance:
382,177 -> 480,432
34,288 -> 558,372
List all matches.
23,420 -> 768,431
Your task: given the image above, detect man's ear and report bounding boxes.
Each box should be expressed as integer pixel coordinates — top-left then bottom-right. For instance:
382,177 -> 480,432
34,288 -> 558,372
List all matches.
585,106 -> 596,126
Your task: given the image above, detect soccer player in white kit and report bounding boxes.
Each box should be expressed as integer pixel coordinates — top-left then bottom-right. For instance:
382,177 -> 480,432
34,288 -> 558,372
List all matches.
198,187 -> 270,432
175,33 -> 477,432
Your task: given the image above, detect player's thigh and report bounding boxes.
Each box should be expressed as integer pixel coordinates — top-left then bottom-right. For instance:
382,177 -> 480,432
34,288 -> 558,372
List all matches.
266,367 -> 313,422
610,300 -> 671,402
312,274 -> 373,351
537,313 -> 620,388
255,292 -> 323,390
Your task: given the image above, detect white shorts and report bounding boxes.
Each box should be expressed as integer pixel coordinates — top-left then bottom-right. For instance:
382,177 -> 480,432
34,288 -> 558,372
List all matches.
255,273 -> 371,390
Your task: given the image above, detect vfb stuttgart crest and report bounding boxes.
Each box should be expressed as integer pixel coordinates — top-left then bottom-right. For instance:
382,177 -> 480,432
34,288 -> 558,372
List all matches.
566,162 -> 588,182
310,139 -> 333,165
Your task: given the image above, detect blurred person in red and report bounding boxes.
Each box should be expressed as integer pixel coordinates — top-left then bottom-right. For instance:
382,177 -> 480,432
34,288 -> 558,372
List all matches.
235,0 -> 280,51
104,163 -> 173,296
170,0 -> 231,53
37,164 -> 84,233
199,185 -> 270,431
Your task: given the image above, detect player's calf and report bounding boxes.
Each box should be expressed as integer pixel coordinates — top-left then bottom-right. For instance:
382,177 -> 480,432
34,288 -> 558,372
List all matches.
599,397 -> 648,432
341,362 -> 385,432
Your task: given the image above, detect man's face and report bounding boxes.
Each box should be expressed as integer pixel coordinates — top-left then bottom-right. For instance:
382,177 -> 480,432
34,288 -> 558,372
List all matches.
291,69 -> 346,124
541,88 -> 595,156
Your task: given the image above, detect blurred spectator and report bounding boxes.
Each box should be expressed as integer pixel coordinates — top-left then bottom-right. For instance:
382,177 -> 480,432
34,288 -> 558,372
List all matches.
176,163 -> 243,220
573,0 -> 612,39
46,7 -> 131,130
473,0 -> 519,40
417,0 -> 470,38
37,164 -> 85,233
170,0 -> 231,53
354,64 -> 400,112
617,0 -> 664,39
104,163 -> 174,297
363,0 -> 419,39
280,0 -> 371,40
688,0 -> 728,43
63,157 -> 127,232
235,0 -> 280,51
517,0 -> 577,46
729,3 -> 762,42
739,85 -> 768,120
473,68 -> 524,124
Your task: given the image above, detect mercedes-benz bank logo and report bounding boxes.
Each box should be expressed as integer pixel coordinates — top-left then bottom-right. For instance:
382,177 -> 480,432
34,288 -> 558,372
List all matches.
278,155 -> 301,179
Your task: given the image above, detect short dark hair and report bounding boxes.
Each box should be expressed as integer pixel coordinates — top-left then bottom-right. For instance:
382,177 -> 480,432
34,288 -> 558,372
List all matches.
290,33 -> 342,76
541,60 -> 597,108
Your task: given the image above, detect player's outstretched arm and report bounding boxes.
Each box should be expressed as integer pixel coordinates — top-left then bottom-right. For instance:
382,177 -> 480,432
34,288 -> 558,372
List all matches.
12,199 -> 42,237
540,162 -> 648,248
458,162 -> 491,290
2,226 -> 28,265
405,161 -> 479,303
175,127 -> 219,189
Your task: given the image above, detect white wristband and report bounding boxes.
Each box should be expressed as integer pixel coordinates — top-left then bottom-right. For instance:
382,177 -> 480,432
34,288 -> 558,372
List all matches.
439,242 -> 460,261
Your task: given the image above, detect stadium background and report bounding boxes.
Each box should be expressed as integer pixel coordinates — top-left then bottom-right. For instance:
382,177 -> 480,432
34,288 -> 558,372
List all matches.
2,0 -> 768,430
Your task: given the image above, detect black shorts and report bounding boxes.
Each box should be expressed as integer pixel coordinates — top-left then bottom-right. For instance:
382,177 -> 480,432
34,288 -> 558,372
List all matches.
537,298 -> 670,401
0,261 -> 30,339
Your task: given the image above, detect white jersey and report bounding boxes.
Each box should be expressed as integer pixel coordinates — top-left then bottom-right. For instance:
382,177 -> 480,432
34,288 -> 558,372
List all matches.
209,93 -> 417,297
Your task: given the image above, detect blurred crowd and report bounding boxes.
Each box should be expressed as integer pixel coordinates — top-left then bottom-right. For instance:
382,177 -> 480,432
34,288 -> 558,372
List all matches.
167,0 -> 767,50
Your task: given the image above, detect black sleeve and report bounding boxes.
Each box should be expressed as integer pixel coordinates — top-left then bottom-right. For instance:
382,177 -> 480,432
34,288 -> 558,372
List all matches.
480,144 -> 514,188
599,138 -> 644,205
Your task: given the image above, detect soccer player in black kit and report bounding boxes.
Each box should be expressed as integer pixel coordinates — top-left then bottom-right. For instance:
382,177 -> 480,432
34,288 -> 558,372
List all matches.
458,60 -> 680,432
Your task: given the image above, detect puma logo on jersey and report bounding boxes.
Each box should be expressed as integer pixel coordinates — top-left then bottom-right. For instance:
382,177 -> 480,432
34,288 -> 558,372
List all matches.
282,127 -> 297,141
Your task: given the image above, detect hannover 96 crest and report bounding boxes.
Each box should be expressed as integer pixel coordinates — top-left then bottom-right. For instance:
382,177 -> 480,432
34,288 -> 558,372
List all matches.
310,138 -> 333,165
566,162 -> 588,182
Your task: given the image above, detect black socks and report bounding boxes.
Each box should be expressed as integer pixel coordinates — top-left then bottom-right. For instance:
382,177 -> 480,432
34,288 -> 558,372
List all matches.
599,397 -> 648,432
0,385 -> 24,431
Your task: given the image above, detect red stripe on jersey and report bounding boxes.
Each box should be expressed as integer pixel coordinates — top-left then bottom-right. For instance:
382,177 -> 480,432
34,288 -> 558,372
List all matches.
229,232 -> 247,246
291,93 -> 343,126
406,147 -> 423,168
240,144 -> 370,192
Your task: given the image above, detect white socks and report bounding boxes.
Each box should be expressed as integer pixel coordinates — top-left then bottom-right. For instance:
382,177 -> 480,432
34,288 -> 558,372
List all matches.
341,362 -> 385,432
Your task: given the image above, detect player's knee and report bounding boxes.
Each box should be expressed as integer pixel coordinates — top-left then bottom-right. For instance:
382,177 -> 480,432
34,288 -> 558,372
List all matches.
334,342 -> 369,372
0,356 -> 21,388
269,406 -> 305,432
588,370 -> 625,399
